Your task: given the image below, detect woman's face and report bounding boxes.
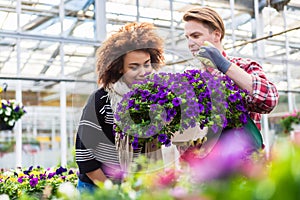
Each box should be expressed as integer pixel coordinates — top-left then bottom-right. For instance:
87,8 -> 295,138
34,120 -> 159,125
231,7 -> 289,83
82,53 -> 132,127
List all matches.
122,50 -> 153,86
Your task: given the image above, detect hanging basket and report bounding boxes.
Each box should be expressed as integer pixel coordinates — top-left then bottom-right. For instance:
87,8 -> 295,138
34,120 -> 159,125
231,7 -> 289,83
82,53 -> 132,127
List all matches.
0,118 -> 15,131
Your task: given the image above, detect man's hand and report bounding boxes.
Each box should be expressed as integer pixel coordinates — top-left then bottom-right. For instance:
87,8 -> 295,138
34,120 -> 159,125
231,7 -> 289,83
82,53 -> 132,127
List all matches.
196,41 -> 231,74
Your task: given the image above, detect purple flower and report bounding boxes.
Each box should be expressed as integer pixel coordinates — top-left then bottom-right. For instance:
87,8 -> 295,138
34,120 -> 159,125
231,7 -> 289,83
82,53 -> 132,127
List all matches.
115,113 -> 121,121
17,177 -> 23,183
239,113 -> 248,124
198,104 -> 204,113
47,172 -> 55,179
228,94 -> 237,102
134,104 -> 140,110
236,104 -> 246,112
185,108 -> 196,118
158,99 -> 168,105
172,97 -> 181,107
211,124 -> 219,133
56,166 -> 67,175
150,104 -> 158,111
29,177 -> 38,187
39,173 -> 46,180
149,94 -> 158,102
127,100 -> 135,109
167,108 -> 177,118
164,139 -> 171,147
14,106 -> 20,112
146,126 -> 156,137
131,138 -> 139,150
158,134 -> 167,143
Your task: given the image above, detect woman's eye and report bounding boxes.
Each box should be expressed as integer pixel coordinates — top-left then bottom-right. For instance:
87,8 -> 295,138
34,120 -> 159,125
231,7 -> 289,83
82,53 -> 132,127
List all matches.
144,64 -> 151,68
129,66 -> 138,71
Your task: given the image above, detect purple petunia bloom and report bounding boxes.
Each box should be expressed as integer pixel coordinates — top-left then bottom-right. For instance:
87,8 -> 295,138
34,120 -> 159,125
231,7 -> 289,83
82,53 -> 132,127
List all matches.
146,125 -> 157,137
186,108 -> 196,118
228,94 -> 237,102
167,108 -> 177,118
115,113 -> 121,121
211,124 -> 219,133
127,99 -> 135,109
236,104 -> 246,112
158,134 -> 167,143
131,138 -> 139,150
141,90 -> 150,98
239,113 -> 248,124
198,104 -> 204,113
164,139 -> 171,147
158,99 -> 168,105
150,104 -> 158,111
172,97 -> 181,107
134,104 -> 140,110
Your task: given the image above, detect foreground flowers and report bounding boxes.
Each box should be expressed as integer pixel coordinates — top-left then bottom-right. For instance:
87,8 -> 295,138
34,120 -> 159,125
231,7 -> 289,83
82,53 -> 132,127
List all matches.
0,166 -> 77,199
114,70 -> 248,149
0,138 -> 299,199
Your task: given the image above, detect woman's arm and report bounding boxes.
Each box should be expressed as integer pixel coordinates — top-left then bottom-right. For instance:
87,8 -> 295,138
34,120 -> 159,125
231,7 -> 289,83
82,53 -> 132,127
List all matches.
86,168 -> 107,184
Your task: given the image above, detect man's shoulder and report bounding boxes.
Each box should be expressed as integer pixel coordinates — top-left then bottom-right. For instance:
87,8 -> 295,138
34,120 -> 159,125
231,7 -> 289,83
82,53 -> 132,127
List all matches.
228,55 -> 262,69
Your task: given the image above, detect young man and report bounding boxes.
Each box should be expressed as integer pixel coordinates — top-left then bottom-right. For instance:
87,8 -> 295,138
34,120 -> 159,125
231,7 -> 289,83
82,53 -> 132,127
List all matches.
183,6 -> 278,131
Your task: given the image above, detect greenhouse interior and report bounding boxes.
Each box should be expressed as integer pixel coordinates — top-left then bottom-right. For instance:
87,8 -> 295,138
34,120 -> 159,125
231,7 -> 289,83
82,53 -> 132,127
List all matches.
0,0 -> 300,199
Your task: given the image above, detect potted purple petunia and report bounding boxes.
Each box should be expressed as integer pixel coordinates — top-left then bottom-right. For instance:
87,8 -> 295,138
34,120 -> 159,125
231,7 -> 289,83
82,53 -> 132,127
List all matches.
113,69 -> 249,149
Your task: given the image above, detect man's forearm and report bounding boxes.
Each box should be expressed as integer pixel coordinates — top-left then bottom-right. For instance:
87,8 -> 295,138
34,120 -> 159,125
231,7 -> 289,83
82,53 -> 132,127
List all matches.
225,63 -> 253,94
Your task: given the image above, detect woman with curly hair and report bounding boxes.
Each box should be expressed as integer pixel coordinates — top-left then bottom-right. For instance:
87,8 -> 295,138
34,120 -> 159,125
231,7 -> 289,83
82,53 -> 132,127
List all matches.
75,22 -> 165,192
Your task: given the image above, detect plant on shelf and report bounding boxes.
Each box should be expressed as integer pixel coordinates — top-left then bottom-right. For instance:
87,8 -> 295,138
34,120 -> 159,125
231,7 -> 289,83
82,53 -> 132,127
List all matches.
280,111 -> 300,133
0,98 -> 26,130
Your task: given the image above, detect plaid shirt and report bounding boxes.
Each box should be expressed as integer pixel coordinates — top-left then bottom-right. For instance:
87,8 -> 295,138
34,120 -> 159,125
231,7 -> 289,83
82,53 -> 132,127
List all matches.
212,52 -> 279,130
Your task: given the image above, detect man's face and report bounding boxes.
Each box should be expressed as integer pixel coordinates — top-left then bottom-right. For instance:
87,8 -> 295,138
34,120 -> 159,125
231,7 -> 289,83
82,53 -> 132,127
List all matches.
184,20 -> 216,56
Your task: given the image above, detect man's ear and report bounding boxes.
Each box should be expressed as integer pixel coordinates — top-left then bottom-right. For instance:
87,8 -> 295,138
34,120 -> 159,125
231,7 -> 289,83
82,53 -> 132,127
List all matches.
213,30 -> 222,43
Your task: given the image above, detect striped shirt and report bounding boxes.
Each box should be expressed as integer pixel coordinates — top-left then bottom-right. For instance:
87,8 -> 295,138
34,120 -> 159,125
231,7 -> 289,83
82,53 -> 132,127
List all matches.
75,88 -> 122,184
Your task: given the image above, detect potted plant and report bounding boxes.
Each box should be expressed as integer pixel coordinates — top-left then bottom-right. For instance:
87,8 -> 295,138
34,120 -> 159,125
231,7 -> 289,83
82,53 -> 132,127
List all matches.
0,99 -> 26,130
280,111 -> 300,133
114,70 -> 249,149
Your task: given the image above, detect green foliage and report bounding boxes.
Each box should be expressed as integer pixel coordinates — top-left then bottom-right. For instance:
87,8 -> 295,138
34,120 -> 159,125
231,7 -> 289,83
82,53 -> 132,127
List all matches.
280,112 -> 300,133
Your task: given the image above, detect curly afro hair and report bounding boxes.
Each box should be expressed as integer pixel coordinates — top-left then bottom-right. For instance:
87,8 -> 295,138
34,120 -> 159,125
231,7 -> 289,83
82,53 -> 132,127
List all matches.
96,22 -> 165,89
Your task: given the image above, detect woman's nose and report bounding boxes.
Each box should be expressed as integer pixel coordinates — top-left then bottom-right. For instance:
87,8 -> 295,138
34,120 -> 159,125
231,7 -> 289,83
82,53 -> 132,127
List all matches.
139,66 -> 152,77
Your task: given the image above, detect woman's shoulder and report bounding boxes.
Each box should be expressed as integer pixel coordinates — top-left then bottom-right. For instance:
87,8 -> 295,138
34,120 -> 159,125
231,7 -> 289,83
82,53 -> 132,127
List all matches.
94,88 -> 111,109
95,88 -> 108,99
84,88 -> 109,108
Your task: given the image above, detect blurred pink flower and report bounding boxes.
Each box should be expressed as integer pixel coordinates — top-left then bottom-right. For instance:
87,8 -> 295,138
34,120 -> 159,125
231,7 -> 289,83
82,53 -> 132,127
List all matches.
182,128 -> 256,182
